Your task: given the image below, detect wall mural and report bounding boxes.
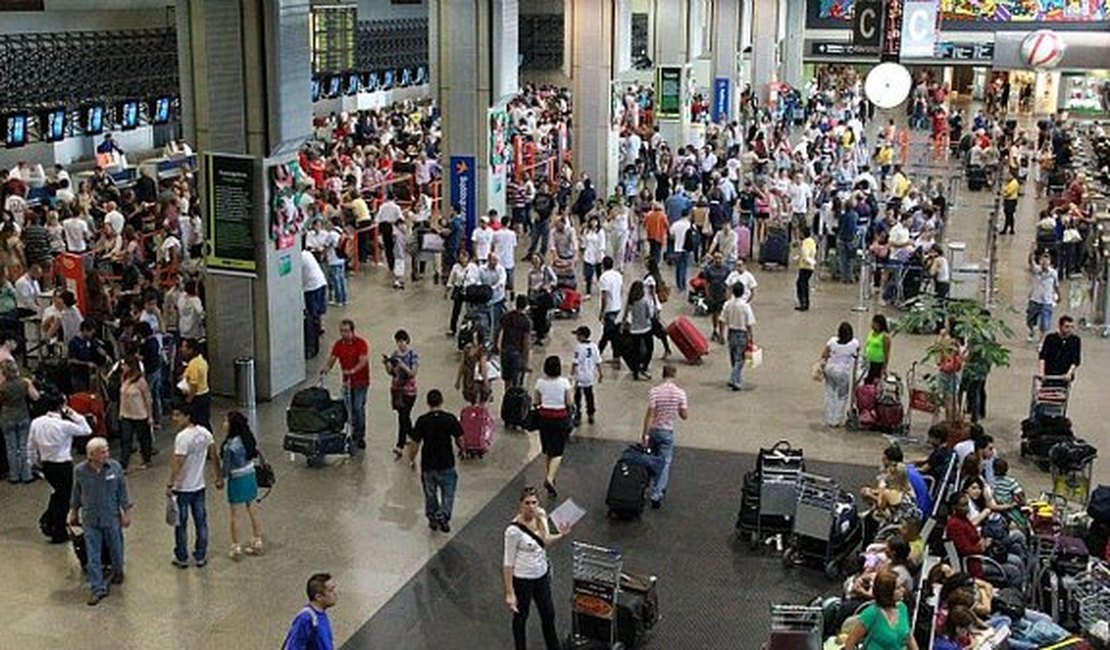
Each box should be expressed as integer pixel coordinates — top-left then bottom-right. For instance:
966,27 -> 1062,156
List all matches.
816,0 -> 1108,21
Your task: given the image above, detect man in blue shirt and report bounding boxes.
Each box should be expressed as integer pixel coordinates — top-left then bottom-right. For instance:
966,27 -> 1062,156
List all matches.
69,437 -> 134,606
283,573 -> 339,650
663,187 -> 692,225
836,198 -> 860,284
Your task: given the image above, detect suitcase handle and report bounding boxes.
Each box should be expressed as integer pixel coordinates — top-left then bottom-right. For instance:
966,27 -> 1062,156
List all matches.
770,440 -> 793,452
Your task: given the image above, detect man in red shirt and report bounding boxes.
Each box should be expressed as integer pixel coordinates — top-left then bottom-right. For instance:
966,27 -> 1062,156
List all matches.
321,319 -> 371,450
944,493 -> 1023,588
643,202 -> 668,267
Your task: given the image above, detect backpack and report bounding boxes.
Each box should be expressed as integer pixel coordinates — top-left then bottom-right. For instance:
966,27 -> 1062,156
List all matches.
333,229 -> 349,260
682,227 -> 697,253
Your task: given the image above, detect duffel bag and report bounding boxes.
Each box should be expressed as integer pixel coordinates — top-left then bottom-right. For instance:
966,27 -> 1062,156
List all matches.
291,386 -> 331,410
1048,439 -> 1097,473
463,284 -> 493,304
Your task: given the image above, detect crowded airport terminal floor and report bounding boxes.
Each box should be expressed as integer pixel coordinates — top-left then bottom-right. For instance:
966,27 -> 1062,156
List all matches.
1,1 -> 1110,649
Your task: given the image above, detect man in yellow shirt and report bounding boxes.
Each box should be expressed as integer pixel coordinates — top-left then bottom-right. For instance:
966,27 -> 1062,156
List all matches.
796,225 -> 818,311
344,189 -> 373,263
1000,174 -> 1020,235
891,164 -> 911,201
876,143 -> 894,191
182,338 -> 211,430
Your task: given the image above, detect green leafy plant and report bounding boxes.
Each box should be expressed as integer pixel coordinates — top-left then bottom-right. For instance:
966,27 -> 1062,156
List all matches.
893,296 -> 1014,423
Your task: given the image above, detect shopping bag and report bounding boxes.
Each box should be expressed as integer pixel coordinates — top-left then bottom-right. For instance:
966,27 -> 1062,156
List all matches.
165,494 -> 179,526
745,344 -> 763,369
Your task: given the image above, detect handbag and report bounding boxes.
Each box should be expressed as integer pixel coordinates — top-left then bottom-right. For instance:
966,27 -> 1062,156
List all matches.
523,406 -> 540,432
656,282 -> 671,304
811,360 -> 826,382
254,454 -> 276,489
165,493 -> 179,526
938,353 -> 964,374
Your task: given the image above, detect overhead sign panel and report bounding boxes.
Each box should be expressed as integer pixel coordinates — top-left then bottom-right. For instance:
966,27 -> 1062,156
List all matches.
900,0 -> 939,59
852,0 -> 883,50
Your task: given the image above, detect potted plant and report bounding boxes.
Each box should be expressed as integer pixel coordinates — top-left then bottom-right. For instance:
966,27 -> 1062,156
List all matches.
894,296 -> 1013,437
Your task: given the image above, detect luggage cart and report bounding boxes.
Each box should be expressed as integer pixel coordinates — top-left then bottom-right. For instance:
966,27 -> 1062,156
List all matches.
1030,374 -> 1071,420
1052,456 -> 1097,507
764,604 -> 823,650
782,473 -> 861,579
1072,563 -> 1110,638
567,542 -> 625,650
905,361 -> 941,434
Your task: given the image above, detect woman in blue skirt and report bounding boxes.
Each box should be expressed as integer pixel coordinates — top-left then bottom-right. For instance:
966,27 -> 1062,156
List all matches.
219,411 -> 264,559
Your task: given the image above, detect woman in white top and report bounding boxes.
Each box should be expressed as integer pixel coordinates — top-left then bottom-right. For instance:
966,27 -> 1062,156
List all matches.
580,215 -> 607,298
818,321 -> 861,427
503,486 -> 572,650
606,203 -> 630,270
642,259 -> 672,358
532,355 -> 572,497
444,249 -> 472,336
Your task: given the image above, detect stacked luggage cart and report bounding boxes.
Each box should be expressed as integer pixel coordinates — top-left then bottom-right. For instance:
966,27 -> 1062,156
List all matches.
764,604 -> 823,650
781,473 -> 862,580
566,542 -> 660,650
736,441 -> 805,551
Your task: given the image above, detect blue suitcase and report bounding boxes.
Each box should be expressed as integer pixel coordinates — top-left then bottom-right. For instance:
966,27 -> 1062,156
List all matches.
759,228 -> 790,268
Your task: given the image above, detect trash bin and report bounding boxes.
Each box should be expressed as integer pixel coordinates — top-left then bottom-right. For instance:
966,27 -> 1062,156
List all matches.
234,357 -> 256,409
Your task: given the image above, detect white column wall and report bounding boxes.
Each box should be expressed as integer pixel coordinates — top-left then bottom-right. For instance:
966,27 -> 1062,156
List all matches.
749,0 -> 778,105
653,0 -> 688,65
710,0 -> 740,122
570,0 -> 616,196
781,0 -> 805,90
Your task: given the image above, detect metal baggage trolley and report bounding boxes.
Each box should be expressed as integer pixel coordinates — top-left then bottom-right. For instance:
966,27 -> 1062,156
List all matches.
1030,374 -> 1071,419
764,604 -> 823,650
567,542 -> 625,650
782,473 -> 861,580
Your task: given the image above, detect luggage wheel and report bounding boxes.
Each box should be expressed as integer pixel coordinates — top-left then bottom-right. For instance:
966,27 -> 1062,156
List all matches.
782,547 -> 796,568
825,561 -> 841,580
306,454 -> 326,468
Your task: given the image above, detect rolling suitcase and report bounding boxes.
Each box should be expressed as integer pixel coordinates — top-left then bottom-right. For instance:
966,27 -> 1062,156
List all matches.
69,525 -> 114,572
459,404 -> 495,458
736,223 -> 752,261
500,386 -> 531,428
666,316 -> 709,363
282,430 -> 350,467
606,458 -> 650,519
759,227 -> 790,268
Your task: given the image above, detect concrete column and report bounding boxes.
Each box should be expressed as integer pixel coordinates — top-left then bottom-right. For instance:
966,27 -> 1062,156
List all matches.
653,0 -> 688,65
781,0 -> 805,90
433,0 -> 508,230
710,0 -> 740,122
570,0 -> 616,196
178,0 -> 313,400
615,0 -> 633,74
749,0 -> 778,105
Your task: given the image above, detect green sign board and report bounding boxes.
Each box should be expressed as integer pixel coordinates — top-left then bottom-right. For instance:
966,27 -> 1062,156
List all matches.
656,66 -> 682,118
205,153 -> 258,274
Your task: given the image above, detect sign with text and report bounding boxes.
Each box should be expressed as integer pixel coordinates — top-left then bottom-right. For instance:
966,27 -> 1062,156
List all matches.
853,0 -> 883,50
205,153 -> 258,274
900,0 -> 939,59
449,155 -> 477,239
933,42 -> 994,62
656,66 -> 682,118
712,77 -> 731,123
881,0 -> 905,62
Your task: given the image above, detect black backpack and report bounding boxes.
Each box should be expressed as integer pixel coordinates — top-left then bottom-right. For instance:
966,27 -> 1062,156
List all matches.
682,227 -> 697,253
1049,439 -> 1098,473
1089,486 -> 1110,524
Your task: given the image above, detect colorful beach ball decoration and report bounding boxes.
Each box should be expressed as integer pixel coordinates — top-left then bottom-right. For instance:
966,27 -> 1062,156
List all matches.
1020,30 -> 1066,70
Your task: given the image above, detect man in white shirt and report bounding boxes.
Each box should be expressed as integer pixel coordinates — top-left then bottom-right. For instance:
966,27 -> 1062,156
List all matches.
301,248 -> 329,319
376,193 -> 403,272
166,400 -> 222,568
62,212 -> 91,252
722,283 -> 757,390
491,216 -> 518,299
27,394 -> 92,542
5,193 -> 27,227
725,258 -> 759,303
471,214 -> 495,263
787,174 -> 812,235
669,213 -> 694,294
103,201 -> 125,237
42,290 -> 83,345
14,263 -> 42,314
595,256 -> 624,363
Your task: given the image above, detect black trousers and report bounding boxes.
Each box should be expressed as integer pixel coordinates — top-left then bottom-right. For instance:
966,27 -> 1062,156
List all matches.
449,292 -> 465,333
190,393 -> 212,432
393,396 -> 414,450
796,269 -> 813,309
380,221 -> 396,270
574,385 -> 596,418
41,461 -> 73,541
634,331 -> 654,373
1002,199 -> 1017,234
512,572 -> 560,650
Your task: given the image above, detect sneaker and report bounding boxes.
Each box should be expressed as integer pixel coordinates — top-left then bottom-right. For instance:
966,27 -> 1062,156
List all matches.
172,558 -> 189,569
195,558 -> 208,568
650,499 -> 662,510
109,571 -> 125,585
357,439 -> 367,450
588,414 -> 595,425
439,521 -> 451,533
87,591 -> 106,606
543,480 -> 558,498
428,519 -> 439,531
1027,332 -> 1036,342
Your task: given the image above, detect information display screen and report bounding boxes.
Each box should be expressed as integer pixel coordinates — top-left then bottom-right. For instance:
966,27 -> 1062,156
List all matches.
43,108 -> 66,142
4,114 -> 28,148
657,67 -> 682,118
311,5 -> 357,74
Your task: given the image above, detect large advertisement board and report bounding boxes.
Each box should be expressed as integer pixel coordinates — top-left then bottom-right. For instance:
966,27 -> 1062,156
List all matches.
807,0 -> 1109,30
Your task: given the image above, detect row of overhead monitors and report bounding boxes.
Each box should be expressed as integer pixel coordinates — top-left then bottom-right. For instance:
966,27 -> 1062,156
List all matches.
311,65 -> 428,102
3,96 -> 177,149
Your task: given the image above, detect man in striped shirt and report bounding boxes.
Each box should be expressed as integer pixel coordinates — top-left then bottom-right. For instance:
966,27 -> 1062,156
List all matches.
641,365 -> 689,510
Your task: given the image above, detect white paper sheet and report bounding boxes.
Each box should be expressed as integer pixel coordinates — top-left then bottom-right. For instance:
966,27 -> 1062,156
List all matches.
549,498 -> 587,530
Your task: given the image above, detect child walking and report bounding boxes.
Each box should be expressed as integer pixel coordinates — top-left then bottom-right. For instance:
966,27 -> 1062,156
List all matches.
571,326 -> 602,426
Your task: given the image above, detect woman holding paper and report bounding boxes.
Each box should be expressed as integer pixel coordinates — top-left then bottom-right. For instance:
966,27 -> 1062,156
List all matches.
503,486 -> 572,650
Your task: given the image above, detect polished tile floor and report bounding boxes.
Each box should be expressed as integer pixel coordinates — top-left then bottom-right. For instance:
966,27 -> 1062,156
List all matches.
1,130 -> 1106,649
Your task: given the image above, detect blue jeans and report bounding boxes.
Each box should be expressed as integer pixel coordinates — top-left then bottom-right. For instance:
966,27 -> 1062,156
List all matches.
421,468 -> 458,525
837,239 -> 854,283
528,219 -> 550,258
344,384 -> 368,443
3,418 -> 31,481
328,262 -> 347,305
727,329 -> 749,388
583,262 -> 601,295
647,428 -> 676,502
173,489 -> 208,563
145,367 -> 163,424
674,251 -> 689,293
85,522 -> 124,596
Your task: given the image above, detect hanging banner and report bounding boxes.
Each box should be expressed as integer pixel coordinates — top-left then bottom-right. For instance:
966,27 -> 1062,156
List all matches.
488,108 -> 509,219
712,77 -> 731,123
881,0 -> 905,62
901,0 -> 939,59
853,0 -> 883,50
656,66 -> 682,118
450,155 -> 478,239
205,153 -> 258,274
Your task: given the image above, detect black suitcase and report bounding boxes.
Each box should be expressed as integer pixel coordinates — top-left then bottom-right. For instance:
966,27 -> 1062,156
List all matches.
612,330 -> 640,372
500,386 -> 531,427
757,440 -> 805,477
606,460 -> 650,519
282,430 -> 350,466
291,386 -> 332,410
967,167 -> 987,191
759,228 -> 790,268
575,572 -> 659,648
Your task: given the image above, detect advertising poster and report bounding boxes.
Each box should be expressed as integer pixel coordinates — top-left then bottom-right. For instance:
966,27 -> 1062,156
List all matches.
450,156 -> 478,239
269,159 -> 311,251
488,108 -> 509,219
657,67 -> 683,118
813,0 -> 1109,24
205,153 -> 258,274
713,77 -> 731,123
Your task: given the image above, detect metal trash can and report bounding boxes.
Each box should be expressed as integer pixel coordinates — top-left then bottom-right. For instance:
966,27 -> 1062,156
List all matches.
234,357 -> 256,409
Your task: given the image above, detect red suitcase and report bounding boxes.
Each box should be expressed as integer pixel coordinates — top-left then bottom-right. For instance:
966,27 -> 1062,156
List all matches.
459,404 -> 495,458
666,316 -> 709,363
